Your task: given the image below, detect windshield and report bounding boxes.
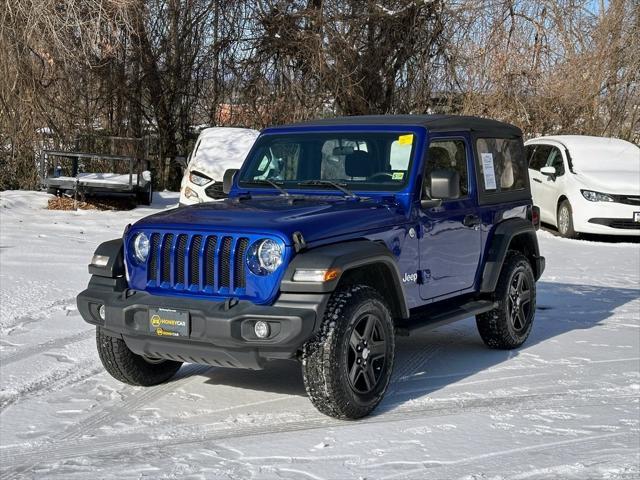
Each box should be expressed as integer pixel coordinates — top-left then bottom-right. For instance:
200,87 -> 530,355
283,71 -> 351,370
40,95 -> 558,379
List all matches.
238,131 -> 417,192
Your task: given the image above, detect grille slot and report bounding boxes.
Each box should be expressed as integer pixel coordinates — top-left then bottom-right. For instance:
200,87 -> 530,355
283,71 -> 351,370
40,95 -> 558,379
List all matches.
190,235 -> 202,287
161,234 -> 174,283
204,236 -> 218,288
148,233 -> 160,282
146,232 -> 252,294
234,238 -> 249,289
175,234 -> 188,285
219,237 -> 232,288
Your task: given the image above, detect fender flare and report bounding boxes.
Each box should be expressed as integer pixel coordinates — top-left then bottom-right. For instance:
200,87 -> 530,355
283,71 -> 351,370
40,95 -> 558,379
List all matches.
88,238 -> 125,278
280,240 -> 410,319
480,218 -> 543,293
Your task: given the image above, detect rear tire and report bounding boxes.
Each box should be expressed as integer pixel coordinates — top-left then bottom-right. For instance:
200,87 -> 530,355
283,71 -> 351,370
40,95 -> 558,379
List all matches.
302,285 -> 395,419
96,327 -> 182,386
476,252 -> 536,349
557,200 -> 577,238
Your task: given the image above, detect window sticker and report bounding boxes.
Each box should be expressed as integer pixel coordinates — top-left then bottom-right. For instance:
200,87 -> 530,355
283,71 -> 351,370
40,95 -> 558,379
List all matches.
392,172 -> 404,180
398,134 -> 414,145
481,152 -> 497,190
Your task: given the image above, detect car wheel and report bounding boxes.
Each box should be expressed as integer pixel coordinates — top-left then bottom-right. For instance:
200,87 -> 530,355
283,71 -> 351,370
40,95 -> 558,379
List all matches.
557,200 -> 577,238
476,251 -> 536,349
302,285 -> 395,419
96,327 -> 182,386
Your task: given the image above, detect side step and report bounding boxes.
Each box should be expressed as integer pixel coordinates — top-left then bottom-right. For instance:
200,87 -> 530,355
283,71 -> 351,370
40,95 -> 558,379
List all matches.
395,299 -> 497,336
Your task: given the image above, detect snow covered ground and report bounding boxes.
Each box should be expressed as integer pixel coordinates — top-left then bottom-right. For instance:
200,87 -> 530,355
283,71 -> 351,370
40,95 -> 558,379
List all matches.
0,190 -> 638,479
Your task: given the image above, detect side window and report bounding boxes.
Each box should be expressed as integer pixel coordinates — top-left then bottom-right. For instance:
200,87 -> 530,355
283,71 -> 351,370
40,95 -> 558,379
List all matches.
528,144 -> 552,171
546,147 -> 565,176
476,138 -> 527,192
425,139 -> 468,198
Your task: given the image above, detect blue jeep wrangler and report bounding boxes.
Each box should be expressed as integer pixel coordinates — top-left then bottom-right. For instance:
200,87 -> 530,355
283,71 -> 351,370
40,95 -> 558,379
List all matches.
78,115 -> 545,419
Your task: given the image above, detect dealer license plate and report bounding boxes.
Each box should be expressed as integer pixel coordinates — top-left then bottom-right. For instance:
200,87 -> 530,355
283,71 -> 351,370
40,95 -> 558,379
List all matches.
634,212 -> 640,223
149,308 -> 190,337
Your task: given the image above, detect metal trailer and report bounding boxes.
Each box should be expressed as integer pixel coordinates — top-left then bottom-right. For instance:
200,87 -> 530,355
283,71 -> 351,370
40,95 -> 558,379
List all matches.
41,150 -> 153,205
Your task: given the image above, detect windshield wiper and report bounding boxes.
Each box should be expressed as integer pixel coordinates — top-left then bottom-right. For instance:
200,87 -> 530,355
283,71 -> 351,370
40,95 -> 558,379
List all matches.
296,180 -> 359,199
243,179 -> 291,197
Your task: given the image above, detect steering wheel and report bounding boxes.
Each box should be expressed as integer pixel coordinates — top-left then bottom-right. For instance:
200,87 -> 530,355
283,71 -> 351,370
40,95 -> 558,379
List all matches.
368,172 -> 394,182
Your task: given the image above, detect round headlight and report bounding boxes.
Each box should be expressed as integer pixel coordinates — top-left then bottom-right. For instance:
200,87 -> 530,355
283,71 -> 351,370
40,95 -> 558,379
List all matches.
133,232 -> 150,263
247,239 -> 283,275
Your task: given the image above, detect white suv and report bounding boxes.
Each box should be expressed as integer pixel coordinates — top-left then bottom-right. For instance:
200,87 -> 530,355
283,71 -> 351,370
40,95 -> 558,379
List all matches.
180,127 -> 259,205
525,135 -> 640,237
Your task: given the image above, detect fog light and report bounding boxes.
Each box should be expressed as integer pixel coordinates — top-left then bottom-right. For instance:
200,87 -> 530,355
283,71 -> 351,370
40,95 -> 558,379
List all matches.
98,304 -> 106,321
254,321 -> 270,339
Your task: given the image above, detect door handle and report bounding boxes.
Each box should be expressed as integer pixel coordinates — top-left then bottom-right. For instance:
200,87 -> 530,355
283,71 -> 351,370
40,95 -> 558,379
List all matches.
463,214 -> 481,227
532,178 -> 542,183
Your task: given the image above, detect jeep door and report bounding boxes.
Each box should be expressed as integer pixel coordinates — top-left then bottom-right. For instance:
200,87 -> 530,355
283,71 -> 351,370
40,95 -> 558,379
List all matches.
418,135 -> 482,300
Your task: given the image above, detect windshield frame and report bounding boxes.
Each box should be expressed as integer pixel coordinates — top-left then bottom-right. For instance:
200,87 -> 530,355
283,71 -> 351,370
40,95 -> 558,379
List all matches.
235,126 -> 426,196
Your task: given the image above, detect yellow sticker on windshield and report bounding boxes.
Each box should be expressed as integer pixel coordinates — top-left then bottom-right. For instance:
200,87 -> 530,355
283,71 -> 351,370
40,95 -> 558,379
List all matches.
392,172 -> 404,180
398,134 -> 414,145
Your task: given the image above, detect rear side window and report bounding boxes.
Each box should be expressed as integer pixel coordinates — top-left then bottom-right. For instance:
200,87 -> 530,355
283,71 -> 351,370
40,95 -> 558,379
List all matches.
476,138 -> 527,192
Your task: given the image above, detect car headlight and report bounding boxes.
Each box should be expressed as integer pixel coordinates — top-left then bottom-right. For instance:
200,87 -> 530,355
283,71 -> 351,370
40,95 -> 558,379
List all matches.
247,239 -> 283,275
132,232 -> 150,263
581,190 -> 614,202
189,171 -> 212,187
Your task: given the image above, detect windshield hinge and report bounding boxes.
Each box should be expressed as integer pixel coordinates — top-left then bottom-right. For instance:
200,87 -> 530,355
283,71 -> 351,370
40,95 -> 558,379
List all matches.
292,231 -> 307,253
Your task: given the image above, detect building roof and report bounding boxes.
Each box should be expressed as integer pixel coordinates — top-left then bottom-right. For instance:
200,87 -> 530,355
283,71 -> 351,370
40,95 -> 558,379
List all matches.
280,115 -> 522,137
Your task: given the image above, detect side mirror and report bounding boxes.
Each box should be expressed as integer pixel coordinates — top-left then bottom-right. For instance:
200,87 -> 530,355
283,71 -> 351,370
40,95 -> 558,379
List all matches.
431,169 -> 460,199
421,169 -> 460,208
223,168 -> 239,194
540,166 -> 556,178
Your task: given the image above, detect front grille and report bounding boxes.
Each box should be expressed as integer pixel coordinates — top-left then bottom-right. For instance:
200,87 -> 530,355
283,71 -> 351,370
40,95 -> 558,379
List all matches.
613,194 -> 640,206
588,218 -> 640,230
147,232 -> 250,293
204,182 -> 226,200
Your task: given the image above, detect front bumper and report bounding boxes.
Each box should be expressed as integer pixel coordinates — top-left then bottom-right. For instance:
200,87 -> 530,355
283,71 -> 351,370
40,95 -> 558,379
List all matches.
77,276 -> 329,369
572,195 -> 640,236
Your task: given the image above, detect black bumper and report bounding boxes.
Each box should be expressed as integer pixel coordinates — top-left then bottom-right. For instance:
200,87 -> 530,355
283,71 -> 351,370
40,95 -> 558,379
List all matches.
77,276 -> 329,370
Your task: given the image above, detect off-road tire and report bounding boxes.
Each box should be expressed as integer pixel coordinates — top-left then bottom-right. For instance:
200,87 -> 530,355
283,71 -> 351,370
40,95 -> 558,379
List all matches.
96,327 -> 182,386
476,252 -> 536,350
302,285 -> 395,419
557,199 -> 577,238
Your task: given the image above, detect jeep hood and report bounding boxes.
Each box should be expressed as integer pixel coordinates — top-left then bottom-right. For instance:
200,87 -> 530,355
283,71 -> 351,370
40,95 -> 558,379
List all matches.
133,196 -> 407,245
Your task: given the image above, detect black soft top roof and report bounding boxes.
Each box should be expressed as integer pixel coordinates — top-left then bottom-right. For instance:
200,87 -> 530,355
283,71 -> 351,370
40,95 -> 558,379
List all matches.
282,114 -> 522,137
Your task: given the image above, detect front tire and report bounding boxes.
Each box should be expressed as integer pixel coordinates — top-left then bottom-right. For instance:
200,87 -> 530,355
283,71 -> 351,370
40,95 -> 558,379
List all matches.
476,252 -> 536,349
557,200 -> 577,238
302,285 -> 395,419
96,327 -> 182,386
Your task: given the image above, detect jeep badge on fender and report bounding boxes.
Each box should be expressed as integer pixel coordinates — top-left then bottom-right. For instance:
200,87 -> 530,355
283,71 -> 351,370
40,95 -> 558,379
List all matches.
77,115 -> 545,419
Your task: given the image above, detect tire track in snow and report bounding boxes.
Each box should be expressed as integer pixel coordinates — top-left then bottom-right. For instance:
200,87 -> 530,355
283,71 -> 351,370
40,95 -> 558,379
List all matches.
0,359 -> 103,411
2,389 -> 636,478
55,363 -> 211,442
0,329 -> 94,366
2,297 -> 78,332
